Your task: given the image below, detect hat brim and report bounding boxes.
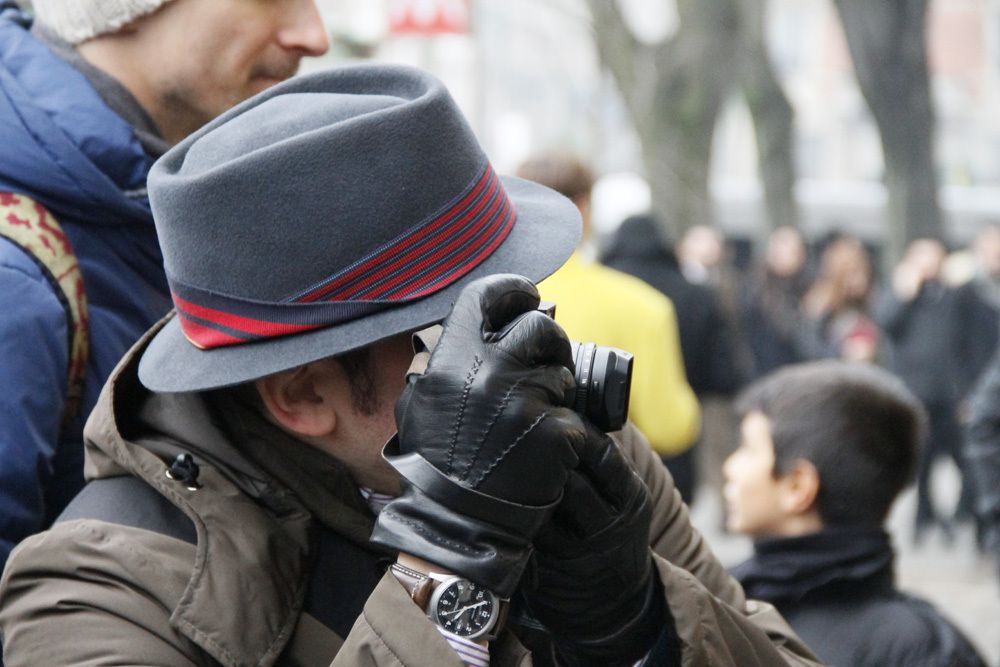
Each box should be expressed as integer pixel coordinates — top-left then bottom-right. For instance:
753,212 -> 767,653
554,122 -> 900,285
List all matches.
138,176 -> 581,393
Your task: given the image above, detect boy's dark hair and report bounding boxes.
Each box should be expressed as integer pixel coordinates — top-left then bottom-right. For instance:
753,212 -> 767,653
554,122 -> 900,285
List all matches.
735,361 -> 925,527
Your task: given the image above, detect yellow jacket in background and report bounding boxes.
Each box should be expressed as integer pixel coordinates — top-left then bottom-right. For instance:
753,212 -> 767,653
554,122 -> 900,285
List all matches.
539,252 -> 700,455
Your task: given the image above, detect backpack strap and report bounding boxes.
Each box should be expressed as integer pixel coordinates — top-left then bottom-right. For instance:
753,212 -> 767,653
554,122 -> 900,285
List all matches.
0,192 -> 89,430
57,476 -> 197,545
59,474 -> 381,642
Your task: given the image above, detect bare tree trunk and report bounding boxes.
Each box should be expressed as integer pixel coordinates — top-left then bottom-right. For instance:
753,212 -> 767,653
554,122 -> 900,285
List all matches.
833,0 -> 941,264
741,0 -> 798,230
588,0 -> 740,239
589,0 -> 795,238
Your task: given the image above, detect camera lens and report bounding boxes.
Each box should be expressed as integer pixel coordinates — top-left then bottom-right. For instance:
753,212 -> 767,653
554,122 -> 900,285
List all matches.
570,341 -> 634,432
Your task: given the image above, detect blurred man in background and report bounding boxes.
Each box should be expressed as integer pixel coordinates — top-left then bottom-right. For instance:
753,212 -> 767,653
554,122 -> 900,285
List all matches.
604,213 -> 743,506
678,224 -> 745,328
955,225 -> 1000,551
877,237 -> 975,542
0,0 -> 327,568
955,225 -> 1000,414
742,225 -> 811,380
967,346 -> 1000,588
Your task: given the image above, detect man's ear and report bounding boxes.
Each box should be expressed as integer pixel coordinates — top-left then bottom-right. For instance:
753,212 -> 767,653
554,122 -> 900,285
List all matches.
255,360 -> 340,437
779,459 -> 821,515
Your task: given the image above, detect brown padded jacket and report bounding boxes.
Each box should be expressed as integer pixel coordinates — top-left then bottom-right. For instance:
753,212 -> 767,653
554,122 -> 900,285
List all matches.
0,318 -> 822,666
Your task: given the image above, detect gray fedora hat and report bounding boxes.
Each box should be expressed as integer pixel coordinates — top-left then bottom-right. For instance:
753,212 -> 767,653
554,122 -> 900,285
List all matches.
138,64 -> 580,393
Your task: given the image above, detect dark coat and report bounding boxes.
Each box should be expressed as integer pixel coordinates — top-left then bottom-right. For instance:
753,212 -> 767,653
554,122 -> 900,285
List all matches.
966,347 -> 1000,555
953,277 -> 1000,401
875,281 -> 965,404
603,216 -> 742,396
733,527 -> 986,667
741,267 -> 811,380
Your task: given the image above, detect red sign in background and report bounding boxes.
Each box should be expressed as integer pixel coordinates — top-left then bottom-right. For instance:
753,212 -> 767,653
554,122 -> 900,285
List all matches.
388,0 -> 470,35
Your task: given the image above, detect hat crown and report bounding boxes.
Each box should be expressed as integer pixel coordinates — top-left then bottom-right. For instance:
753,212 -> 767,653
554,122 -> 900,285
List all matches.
180,93 -> 403,172
138,63 -> 580,393
149,65 -> 488,304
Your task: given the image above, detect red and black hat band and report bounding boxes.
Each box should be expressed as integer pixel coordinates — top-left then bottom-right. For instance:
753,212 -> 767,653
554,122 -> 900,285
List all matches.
170,162 -> 517,349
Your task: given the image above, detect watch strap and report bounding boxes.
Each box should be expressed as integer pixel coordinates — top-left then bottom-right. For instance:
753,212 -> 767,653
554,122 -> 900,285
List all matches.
390,562 -> 446,609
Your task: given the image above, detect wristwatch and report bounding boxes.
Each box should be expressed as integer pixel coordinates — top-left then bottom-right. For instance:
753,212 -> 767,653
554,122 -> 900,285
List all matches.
390,562 -> 507,641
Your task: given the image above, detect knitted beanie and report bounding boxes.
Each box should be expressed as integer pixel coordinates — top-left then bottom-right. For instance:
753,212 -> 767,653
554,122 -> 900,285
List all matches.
31,0 -> 176,45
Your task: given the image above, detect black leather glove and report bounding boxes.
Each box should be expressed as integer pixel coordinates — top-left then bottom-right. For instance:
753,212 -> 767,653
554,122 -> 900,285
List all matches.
370,274 -> 586,597
522,424 -> 668,666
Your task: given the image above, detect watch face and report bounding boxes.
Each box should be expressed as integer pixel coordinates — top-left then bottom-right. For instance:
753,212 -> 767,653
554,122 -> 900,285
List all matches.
429,577 -> 499,639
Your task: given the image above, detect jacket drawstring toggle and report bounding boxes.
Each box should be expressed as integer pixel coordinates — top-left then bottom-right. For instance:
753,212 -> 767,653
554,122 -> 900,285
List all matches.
165,453 -> 201,491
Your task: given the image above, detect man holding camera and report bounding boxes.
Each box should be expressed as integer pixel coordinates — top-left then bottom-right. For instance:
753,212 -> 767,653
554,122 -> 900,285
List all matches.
0,66 -> 819,666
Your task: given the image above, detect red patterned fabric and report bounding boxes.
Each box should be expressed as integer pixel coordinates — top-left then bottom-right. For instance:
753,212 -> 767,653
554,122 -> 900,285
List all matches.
0,193 -> 89,424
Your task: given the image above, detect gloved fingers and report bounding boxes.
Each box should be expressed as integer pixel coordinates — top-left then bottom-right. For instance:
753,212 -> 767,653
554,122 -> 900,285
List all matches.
468,405 -> 584,503
493,309 -> 574,370
482,406 -> 584,478
446,274 -> 540,335
522,364 -> 577,408
436,274 -> 538,346
573,423 -> 646,511
425,275 -> 538,374
535,471 -> 617,552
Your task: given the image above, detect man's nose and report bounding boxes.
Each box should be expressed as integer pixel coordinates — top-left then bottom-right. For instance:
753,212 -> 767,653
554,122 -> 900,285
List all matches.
278,0 -> 331,57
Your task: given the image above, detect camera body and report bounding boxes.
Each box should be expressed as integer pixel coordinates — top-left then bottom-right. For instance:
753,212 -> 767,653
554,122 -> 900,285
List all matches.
538,302 -> 634,433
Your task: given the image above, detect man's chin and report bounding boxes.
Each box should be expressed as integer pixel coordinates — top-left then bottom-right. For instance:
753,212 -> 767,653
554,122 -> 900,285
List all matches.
249,76 -> 289,95
250,63 -> 301,93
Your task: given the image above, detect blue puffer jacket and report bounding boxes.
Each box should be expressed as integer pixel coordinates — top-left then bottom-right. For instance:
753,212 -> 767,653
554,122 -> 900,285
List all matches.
0,4 -> 171,568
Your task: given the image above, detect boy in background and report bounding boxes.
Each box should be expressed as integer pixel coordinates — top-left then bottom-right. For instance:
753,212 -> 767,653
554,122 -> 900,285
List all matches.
724,361 -> 985,666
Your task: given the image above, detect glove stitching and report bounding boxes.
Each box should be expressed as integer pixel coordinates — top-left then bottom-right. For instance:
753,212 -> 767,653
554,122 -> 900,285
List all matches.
446,355 -> 483,475
460,376 -> 527,482
385,509 -> 479,554
471,411 -> 549,489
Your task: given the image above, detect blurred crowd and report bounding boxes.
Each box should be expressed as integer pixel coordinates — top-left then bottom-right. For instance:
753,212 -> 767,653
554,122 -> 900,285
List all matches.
516,152 -> 1000,552
681,221 -> 1000,544
519,151 -> 1000,664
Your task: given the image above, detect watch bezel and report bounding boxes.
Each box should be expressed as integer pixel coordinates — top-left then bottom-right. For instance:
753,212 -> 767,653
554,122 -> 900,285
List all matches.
427,575 -> 500,640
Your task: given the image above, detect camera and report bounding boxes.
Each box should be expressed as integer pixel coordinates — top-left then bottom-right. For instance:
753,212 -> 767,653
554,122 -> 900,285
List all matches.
538,302 -> 634,433
570,341 -> 633,433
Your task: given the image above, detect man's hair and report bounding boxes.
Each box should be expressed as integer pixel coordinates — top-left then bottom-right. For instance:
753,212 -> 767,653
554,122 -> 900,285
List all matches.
337,346 -> 380,416
735,361 -> 925,527
515,153 -> 594,203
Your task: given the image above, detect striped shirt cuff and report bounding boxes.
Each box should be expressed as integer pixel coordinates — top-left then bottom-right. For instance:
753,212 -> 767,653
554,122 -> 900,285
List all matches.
437,628 -> 490,667
359,486 -> 394,515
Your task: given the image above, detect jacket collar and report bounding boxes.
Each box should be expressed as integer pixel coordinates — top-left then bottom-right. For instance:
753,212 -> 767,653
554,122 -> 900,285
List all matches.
731,526 -> 894,605
83,315 -> 375,666
0,6 -> 155,224
31,23 -> 169,159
